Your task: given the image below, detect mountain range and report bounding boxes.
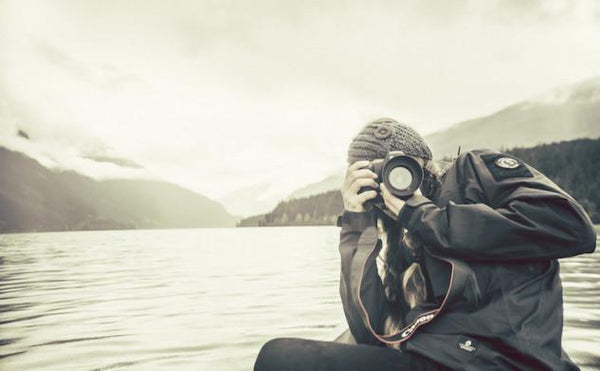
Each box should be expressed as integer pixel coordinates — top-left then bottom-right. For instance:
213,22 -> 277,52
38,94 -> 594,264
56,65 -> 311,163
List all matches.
426,76 -> 600,158
3,76 -> 599,227
257,76 -> 600,206
239,138 -> 600,227
0,147 -> 236,233
286,172 -> 345,200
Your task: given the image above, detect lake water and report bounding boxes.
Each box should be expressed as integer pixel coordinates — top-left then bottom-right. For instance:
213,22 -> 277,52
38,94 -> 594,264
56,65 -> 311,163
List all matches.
0,227 -> 598,370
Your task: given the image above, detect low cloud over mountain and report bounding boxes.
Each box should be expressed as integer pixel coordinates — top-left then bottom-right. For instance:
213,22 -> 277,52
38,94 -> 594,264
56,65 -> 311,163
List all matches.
274,76 -> 600,205
426,76 -> 600,158
0,147 -> 236,233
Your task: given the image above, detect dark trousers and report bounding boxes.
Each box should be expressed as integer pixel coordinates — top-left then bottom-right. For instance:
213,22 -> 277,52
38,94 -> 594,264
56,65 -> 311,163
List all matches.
254,338 -> 414,371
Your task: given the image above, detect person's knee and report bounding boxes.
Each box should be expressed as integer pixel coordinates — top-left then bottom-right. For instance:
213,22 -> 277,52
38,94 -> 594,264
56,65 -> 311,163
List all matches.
254,338 -> 297,371
257,337 -> 288,359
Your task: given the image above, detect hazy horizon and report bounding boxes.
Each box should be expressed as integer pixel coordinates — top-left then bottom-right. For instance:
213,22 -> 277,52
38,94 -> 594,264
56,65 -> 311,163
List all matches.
1,0 -> 600,204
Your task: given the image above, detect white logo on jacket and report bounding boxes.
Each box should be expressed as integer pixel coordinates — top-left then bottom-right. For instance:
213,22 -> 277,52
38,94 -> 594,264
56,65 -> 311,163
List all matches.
495,157 -> 520,169
458,339 -> 477,352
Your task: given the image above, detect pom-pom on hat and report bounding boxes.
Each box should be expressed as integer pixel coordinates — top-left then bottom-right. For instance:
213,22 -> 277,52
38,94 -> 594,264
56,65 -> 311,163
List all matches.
347,118 -> 432,164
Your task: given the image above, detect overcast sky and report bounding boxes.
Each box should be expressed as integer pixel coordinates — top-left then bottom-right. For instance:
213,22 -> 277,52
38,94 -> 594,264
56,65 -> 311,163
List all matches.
1,0 -> 599,200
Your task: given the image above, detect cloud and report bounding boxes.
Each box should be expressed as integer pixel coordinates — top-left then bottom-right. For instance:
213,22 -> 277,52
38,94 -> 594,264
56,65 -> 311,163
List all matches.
31,38 -> 94,82
31,38 -> 146,91
489,0 -> 595,22
1,0 -> 599,201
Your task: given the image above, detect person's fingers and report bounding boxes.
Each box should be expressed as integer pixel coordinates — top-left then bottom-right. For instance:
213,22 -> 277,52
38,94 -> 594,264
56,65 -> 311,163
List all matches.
342,161 -> 379,212
357,190 -> 378,203
344,168 -> 378,188
345,161 -> 368,185
344,165 -> 377,188
349,178 -> 379,194
380,183 -> 406,217
381,185 -> 397,208
347,160 -> 371,175
380,183 -> 391,200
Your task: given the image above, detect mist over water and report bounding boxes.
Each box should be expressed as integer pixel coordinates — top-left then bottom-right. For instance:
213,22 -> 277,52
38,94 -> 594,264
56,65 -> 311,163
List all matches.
0,228 -> 598,370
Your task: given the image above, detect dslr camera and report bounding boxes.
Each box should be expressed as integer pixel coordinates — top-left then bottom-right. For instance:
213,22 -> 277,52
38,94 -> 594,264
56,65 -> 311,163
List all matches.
361,151 -> 424,211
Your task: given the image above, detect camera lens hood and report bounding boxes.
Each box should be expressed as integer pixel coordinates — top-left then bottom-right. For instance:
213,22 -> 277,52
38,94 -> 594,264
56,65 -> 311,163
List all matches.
382,151 -> 423,199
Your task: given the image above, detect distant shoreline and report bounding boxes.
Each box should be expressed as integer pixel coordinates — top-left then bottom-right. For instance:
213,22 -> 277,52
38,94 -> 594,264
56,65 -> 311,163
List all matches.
2,224 -> 598,236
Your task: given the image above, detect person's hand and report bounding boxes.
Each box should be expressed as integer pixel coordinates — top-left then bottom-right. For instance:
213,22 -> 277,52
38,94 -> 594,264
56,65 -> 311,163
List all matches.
341,161 -> 379,212
381,183 -> 422,218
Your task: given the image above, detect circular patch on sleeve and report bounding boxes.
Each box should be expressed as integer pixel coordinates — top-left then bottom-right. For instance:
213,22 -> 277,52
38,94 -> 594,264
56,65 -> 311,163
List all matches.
481,153 -> 533,181
495,157 -> 520,169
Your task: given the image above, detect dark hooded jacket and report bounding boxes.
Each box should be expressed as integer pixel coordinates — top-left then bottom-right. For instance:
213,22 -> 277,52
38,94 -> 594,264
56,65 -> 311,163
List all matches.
338,150 -> 597,370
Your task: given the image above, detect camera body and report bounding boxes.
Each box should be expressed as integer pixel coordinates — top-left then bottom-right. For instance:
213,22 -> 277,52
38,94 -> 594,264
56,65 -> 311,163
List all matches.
361,151 -> 424,210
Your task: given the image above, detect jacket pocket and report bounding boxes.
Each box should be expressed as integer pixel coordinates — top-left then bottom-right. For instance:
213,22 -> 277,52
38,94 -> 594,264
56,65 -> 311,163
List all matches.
500,260 -> 558,346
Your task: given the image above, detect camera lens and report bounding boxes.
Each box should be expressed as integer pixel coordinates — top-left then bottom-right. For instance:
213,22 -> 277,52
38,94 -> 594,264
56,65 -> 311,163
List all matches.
381,151 -> 424,199
388,167 -> 413,190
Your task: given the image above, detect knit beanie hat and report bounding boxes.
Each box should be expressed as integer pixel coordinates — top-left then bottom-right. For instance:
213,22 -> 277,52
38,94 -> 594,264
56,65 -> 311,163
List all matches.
347,118 -> 432,164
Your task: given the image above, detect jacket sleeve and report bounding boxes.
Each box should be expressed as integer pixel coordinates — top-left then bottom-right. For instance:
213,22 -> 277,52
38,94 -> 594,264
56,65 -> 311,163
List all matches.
398,151 -> 597,262
338,211 -> 390,345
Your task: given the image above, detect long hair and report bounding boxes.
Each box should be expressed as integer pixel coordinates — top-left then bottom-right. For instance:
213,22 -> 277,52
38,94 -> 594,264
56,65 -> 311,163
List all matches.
377,159 -> 442,339
377,220 -> 430,309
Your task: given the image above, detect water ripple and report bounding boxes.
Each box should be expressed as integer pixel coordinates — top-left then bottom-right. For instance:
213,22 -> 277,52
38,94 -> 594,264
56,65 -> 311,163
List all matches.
0,228 -> 597,370
29,335 -> 129,348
